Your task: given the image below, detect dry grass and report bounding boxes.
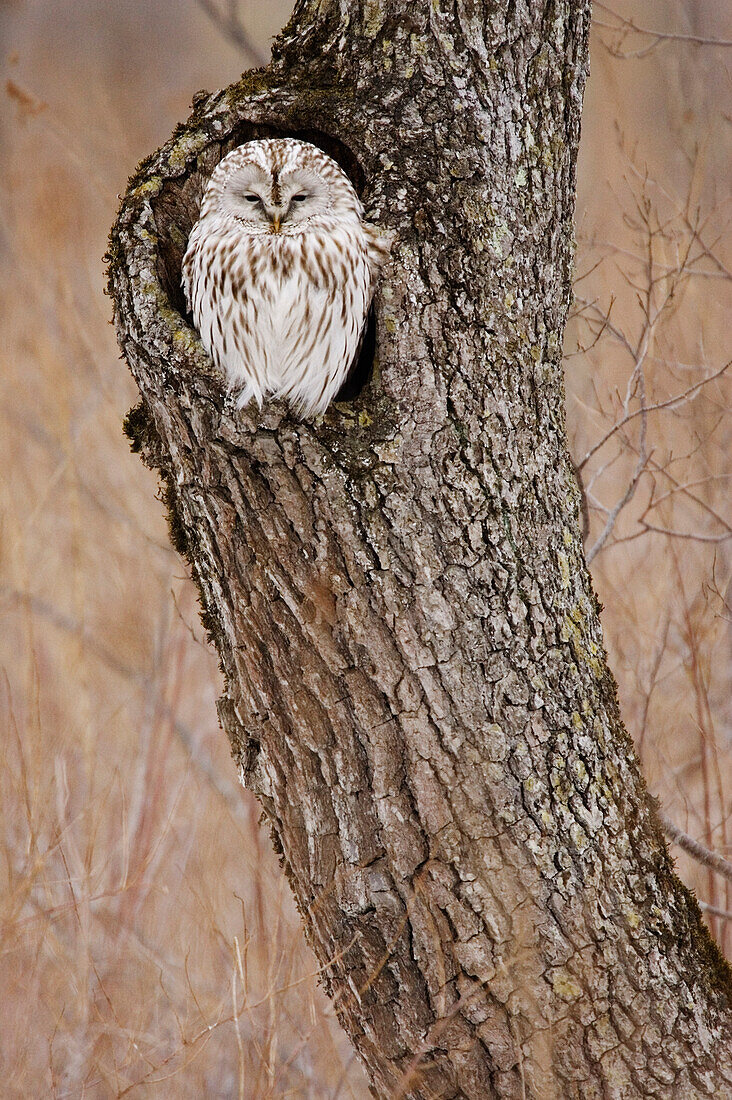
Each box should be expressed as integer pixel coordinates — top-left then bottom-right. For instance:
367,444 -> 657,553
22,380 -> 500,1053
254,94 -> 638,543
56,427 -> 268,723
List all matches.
0,0 -> 729,1095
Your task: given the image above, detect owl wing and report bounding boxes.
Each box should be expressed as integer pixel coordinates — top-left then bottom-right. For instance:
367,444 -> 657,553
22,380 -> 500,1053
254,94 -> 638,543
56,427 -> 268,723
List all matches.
182,222 -> 270,405
363,222 -> 393,285
276,232 -> 372,416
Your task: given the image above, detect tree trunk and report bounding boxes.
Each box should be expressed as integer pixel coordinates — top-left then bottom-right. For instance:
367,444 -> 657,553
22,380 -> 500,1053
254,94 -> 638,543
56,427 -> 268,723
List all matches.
108,2 -> 732,1096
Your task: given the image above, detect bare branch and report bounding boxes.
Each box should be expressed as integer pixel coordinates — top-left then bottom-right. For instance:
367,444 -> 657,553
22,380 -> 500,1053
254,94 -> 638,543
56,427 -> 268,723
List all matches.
571,162 -> 731,560
637,617 -> 671,757
195,0 -> 268,67
639,522 -> 732,544
661,813 -> 732,885
642,454 -> 731,538
594,3 -> 732,60
585,446 -> 650,563
699,901 -> 732,923
578,361 -> 731,471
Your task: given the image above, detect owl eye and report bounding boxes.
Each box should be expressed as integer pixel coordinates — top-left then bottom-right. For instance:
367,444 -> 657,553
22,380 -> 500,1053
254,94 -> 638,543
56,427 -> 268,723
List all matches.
242,193 -> 260,203
291,194 -> 308,203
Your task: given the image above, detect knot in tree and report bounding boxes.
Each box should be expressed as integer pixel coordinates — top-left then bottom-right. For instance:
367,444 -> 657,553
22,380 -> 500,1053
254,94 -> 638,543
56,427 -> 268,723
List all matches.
108,2 -> 732,1096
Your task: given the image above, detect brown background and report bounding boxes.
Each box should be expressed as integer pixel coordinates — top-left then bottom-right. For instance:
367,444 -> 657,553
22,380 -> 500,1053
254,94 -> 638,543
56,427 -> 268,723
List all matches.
1,2 -> 730,1095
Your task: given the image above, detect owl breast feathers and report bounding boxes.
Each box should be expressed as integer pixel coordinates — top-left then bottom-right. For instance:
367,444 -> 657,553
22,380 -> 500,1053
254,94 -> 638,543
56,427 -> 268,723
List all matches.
181,138 -> 390,417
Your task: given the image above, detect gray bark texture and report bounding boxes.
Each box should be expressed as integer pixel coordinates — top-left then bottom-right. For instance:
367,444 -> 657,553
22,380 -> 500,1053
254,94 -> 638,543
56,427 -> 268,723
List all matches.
108,1 -> 732,1096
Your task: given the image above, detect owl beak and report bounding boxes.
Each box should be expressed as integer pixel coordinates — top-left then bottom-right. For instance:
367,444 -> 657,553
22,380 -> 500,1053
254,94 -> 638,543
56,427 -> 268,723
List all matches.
269,213 -> 282,233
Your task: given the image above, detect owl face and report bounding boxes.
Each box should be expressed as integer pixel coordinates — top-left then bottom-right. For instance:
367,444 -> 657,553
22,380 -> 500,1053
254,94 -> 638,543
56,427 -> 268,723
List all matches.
200,139 -> 363,237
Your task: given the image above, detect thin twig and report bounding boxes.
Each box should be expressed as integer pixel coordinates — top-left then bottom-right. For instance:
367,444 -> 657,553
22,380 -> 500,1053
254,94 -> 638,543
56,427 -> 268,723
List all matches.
586,446 -> 650,563
639,522 -> 732,544
699,901 -> 732,923
660,814 -> 732,884
637,617 -> 670,757
195,0 -> 268,66
594,3 -> 732,61
579,361 -> 731,471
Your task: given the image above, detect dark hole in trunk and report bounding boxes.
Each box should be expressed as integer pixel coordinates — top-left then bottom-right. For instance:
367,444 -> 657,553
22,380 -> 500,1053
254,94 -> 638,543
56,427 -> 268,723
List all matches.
336,305 -> 376,402
151,124 -> 376,407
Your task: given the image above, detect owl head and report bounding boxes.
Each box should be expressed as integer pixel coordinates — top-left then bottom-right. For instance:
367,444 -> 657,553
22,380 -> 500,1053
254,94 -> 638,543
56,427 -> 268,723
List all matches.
199,138 -> 364,236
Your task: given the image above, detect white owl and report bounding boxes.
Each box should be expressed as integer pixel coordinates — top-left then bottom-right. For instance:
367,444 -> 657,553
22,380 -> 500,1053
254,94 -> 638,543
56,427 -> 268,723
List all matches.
182,138 -> 390,416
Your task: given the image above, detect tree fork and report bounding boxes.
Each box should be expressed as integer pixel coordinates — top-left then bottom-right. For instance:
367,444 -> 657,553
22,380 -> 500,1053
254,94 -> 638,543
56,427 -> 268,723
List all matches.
109,2 -> 732,1096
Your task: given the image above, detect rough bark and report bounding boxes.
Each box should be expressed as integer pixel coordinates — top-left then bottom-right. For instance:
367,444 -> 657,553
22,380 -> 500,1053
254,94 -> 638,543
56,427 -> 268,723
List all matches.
108,2 -> 732,1096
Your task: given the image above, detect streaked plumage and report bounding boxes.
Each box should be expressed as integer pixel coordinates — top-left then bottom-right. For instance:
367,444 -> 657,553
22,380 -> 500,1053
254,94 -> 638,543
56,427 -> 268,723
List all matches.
182,138 -> 389,416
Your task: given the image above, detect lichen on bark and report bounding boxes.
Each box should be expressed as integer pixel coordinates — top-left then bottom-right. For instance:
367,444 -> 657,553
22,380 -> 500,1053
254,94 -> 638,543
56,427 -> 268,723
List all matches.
109,2 -> 732,1097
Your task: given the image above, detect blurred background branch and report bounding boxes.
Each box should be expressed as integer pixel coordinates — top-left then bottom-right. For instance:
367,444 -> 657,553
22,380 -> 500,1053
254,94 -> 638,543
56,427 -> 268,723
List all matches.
595,1 -> 732,58
195,0 -> 268,65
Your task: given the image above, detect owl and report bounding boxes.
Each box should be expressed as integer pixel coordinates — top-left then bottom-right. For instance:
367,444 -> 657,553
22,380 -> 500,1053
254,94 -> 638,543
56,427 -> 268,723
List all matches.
182,138 -> 390,416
